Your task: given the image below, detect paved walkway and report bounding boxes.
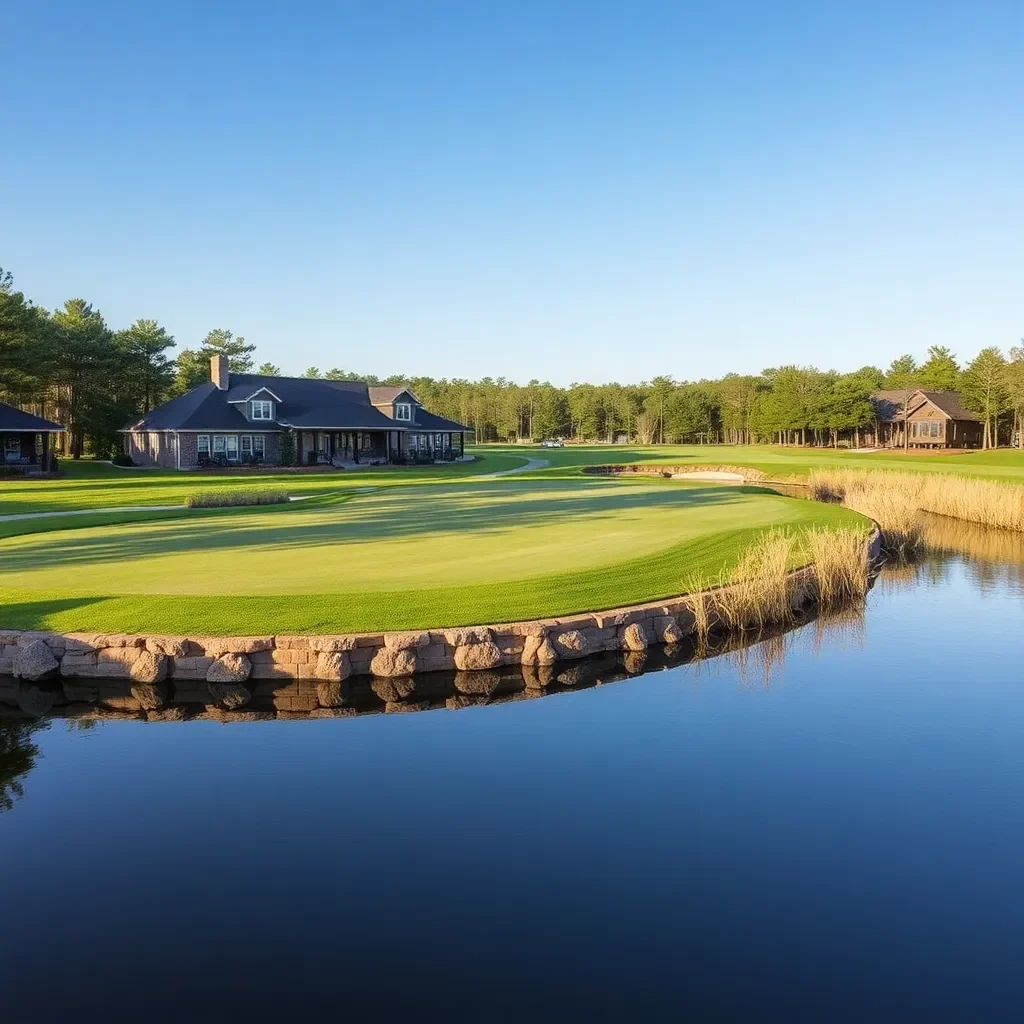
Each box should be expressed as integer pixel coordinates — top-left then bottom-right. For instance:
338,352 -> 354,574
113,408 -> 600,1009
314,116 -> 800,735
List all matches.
0,504 -> 183,523
483,456 -> 550,478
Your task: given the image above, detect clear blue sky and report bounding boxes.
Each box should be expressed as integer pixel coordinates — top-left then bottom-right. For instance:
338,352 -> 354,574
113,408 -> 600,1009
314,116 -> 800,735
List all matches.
4,1 -> 1022,384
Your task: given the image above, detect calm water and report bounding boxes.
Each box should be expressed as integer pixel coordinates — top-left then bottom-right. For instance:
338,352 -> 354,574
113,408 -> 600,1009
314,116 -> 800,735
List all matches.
2,519 -> 1024,1021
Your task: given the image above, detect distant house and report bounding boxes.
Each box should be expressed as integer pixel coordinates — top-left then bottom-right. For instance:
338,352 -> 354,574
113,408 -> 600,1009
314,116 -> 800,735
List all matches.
122,356 -> 472,469
0,403 -> 65,472
869,390 -> 983,449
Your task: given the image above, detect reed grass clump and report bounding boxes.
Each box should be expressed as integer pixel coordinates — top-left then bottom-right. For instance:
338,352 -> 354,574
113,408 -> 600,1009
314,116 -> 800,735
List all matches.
803,527 -> 872,606
185,488 -> 291,509
808,468 -> 1024,536
716,528 -> 797,631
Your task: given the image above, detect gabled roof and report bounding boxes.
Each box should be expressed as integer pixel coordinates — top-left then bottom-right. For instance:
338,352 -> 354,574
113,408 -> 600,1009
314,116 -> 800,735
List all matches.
0,403 -> 65,432
870,389 -> 981,424
127,383 -> 255,431
127,373 -> 469,433
369,386 -> 420,406
917,391 -> 981,422
227,385 -> 283,403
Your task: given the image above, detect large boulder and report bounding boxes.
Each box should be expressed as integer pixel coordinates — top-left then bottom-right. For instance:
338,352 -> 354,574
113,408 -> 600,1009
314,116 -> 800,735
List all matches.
145,636 -> 189,658
130,650 -> 168,684
651,615 -> 685,645
14,640 -> 59,682
620,622 -> 648,652
453,641 -> 502,672
207,653 -> 252,683
552,630 -> 591,659
369,647 -> 417,678
314,651 -> 351,681
443,626 -> 492,648
382,631 -> 431,651
521,634 -> 558,666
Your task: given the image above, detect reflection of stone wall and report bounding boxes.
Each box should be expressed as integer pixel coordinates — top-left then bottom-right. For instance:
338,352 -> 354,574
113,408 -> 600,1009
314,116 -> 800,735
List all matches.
0,526 -> 880,721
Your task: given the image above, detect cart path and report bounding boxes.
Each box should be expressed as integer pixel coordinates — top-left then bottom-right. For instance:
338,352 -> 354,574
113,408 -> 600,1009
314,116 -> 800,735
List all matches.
483,456 -> 550,478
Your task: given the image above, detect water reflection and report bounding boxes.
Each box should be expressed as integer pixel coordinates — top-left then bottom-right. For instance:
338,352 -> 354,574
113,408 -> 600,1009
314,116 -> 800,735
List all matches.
1,516 -> 1021,731
0,720 -> 47,812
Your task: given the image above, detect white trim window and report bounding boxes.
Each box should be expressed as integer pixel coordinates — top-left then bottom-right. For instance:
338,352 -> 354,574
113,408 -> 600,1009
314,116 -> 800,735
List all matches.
213,436 -> 226,454
197,435 -> 210,456
225,435 -> 239,460
252,435 -> 265,457
251,400 -> 273,421
395,403 -> 412,422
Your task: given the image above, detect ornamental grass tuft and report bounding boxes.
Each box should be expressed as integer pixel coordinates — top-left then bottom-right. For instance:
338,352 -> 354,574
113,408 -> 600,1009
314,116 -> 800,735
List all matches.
185,488 -> 291,509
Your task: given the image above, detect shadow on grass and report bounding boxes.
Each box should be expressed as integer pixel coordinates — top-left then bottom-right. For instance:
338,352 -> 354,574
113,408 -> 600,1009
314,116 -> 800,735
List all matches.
0,596 -> 110,629
0,482 -> 770,574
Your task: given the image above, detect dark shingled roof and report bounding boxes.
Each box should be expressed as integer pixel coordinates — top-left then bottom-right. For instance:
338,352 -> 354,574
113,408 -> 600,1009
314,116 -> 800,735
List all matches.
414,408 -> 474,432
0,402 -> 65,432
869,390 -> 911,422
128,374 -> 470,433
917,391 -> 981,422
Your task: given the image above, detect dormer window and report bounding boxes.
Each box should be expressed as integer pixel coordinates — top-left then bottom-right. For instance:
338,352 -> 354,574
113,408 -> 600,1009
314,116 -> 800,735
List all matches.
251,400 -> 273,421
395,403 -> 412,422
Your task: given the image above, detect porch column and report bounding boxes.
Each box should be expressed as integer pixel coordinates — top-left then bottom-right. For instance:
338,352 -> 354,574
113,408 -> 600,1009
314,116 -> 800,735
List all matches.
460,433 -> 465,458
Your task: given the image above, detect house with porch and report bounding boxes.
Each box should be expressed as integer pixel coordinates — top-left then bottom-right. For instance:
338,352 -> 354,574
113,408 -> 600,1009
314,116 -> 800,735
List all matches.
123,356 -> 472,469
869,390 -> 983,449
0,403 -> 64,472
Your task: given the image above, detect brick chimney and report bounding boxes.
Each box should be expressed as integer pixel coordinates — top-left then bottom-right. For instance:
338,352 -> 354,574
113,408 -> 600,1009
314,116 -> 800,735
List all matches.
210,354 -> 229,390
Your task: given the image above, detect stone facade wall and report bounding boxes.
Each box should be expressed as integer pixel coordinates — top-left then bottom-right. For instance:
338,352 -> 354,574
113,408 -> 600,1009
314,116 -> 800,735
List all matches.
0,524 -> 880,720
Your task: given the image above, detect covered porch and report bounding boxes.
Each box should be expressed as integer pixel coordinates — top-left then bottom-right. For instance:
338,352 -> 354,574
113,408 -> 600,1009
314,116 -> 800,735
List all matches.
0,404 -> 65,473
295,429 -> 468,466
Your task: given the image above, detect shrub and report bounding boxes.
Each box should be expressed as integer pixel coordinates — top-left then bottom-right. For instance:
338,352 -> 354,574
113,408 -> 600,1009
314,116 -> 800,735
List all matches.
110,452 -> 134,467
0,465 -> 26,477
306,450 -> 318,466
185,488 -> 291,509
278,432 -> 297,467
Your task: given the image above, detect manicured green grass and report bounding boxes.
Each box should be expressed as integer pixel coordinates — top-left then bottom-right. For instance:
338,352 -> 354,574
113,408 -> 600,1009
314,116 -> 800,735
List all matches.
0,478 -> 865,633
4,444 -> 1022,520
0,451 -> 524,517
494,443 -> 1024,483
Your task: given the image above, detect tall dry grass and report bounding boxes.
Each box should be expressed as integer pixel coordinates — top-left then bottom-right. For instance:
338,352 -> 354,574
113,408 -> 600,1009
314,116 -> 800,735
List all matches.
683,526 -> 872,641
716,528 -> 796,630
809,468 -> 1024,540
803,527 -> 871,606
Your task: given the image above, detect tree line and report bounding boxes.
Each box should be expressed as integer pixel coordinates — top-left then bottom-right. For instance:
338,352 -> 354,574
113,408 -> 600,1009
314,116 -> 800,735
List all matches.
2,266 -> 1023,454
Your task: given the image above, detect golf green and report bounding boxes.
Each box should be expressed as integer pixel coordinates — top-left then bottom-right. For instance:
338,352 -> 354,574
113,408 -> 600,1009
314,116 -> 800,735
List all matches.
0,476 -> 865,633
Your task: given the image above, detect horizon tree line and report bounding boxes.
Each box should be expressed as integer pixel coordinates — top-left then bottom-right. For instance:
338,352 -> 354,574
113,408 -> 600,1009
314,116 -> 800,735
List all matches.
2,266 -> 1023,455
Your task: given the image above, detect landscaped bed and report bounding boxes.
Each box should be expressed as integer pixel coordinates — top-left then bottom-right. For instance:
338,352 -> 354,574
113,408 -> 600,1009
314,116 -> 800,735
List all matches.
0,474 -> 867,634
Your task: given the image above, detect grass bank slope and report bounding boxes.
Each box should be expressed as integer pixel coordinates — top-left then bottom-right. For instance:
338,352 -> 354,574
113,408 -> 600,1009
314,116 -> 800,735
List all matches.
0,479 -> 864,634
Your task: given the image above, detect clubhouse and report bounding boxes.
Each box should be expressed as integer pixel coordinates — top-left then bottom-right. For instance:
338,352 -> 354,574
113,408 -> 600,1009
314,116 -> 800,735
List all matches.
123,356 -> 472,469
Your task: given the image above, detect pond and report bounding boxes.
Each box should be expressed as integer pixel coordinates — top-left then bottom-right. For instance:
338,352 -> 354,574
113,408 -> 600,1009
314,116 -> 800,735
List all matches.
2,516 -> 1023,1020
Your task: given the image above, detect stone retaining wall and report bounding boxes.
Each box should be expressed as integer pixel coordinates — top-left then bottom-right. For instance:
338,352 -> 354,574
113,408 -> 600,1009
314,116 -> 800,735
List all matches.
0,526 -> 880,718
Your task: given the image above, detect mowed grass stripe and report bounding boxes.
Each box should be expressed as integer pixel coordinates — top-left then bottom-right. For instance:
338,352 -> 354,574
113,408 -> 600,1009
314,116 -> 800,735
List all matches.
0,503 -> 864,634
0,480 -> 849,596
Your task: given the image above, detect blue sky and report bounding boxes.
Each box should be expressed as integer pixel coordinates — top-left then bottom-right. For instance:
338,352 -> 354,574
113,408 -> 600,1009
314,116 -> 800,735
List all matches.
4,1 -> 1022,384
